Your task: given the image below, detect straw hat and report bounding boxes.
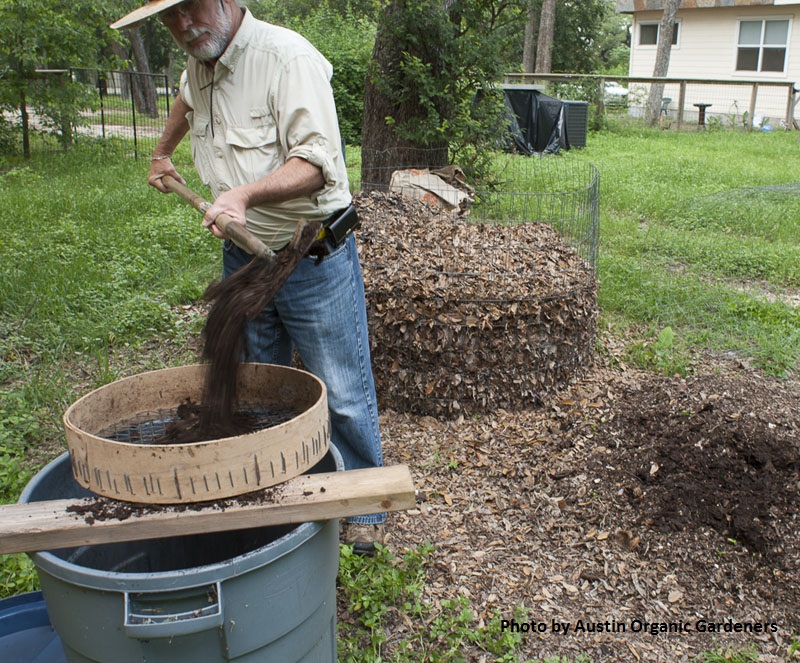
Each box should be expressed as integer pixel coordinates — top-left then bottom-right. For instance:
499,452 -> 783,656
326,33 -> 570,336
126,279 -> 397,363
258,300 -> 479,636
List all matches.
111,0 -> 187,30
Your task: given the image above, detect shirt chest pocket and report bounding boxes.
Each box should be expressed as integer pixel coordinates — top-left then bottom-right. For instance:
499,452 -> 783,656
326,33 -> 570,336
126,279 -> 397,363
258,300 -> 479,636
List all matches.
226,124 -> 276,149
225,115 -> 281,180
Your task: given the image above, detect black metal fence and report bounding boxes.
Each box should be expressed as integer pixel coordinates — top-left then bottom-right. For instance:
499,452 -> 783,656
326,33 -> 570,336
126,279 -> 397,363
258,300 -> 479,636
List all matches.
2,68 -> 171,159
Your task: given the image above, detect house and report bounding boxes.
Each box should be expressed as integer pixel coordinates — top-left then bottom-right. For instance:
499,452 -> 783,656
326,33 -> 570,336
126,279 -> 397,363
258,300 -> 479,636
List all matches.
616,0 -> 799,127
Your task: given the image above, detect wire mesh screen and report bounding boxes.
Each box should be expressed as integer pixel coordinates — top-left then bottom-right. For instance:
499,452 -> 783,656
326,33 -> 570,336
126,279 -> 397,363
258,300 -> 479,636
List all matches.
356,149 -> 599,268
97,406 -> 301,445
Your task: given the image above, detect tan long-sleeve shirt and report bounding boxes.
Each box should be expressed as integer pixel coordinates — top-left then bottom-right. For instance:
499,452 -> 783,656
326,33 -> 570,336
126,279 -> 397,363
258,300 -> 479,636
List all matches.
180,10 -> 351,249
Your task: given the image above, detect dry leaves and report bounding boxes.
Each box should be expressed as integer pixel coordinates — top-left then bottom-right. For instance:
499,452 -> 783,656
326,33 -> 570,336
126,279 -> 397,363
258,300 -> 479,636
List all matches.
356,191 -> 598,417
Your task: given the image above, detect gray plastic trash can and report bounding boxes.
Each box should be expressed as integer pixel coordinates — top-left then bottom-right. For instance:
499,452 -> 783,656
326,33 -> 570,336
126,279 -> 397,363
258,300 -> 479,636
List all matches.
19,448 -> 342,663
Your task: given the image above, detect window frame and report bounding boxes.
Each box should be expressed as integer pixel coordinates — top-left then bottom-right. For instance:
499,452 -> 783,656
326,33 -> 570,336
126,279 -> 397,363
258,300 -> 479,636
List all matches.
637,20 -> 681,49
734,16 -> 791,77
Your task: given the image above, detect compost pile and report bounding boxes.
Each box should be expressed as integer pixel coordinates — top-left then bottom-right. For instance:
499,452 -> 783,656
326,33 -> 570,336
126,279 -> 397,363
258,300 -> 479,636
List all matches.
588,372 -> 800,559
355,191 -> 598,417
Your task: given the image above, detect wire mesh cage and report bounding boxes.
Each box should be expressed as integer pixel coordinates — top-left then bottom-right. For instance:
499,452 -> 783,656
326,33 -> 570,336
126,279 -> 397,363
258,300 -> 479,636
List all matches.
354,149 -> 600,416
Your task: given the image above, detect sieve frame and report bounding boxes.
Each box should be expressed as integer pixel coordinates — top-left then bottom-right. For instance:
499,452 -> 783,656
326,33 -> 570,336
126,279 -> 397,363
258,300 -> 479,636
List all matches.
63,364 -> 330,504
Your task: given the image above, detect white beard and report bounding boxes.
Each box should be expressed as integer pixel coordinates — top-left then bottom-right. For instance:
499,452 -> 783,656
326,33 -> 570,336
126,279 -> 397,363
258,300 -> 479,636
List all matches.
175,5 -> 232,61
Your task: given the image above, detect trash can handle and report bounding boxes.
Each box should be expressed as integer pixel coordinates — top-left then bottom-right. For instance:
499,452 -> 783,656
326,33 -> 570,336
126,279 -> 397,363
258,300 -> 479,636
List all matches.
124,582 -> 223,639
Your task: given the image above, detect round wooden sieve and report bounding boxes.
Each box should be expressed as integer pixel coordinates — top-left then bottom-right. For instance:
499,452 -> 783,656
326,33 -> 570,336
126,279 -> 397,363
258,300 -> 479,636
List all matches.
63,364 -> 329,504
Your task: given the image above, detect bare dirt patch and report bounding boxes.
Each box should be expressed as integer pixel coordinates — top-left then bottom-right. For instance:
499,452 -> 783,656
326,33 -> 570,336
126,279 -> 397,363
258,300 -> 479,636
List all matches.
378,348 -> 799,661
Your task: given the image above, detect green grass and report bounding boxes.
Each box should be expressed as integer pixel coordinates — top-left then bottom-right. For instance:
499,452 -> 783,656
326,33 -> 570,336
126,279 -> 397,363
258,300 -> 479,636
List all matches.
0,142 -> 219,600
1,144 -> 217,406
697,645 -> 760,662
337,542 -> 536,662
1,149 -> 215,352
567,127 -> 800,373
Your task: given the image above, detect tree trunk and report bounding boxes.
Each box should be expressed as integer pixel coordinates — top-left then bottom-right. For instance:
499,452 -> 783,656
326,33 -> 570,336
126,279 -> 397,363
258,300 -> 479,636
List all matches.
522,1 -> 539,73
360,0 -> 448,190
535,0 -> 557,74
167,51 -> 176,96
57,106 -> 73,150
646,0 -> 681,126
110,42 -> 131,100
128,28 -> 159,118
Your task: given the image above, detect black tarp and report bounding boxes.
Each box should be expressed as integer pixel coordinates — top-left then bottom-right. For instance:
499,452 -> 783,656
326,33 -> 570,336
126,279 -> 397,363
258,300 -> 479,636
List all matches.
500,85 -> 568,155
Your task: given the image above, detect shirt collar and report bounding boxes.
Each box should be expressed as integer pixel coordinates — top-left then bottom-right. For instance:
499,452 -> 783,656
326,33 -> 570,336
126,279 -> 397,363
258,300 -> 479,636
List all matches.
216,8 -> 255,74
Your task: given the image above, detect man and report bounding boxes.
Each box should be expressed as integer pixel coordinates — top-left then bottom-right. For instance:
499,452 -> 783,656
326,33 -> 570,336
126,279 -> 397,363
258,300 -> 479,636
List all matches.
112,0 -> 385,554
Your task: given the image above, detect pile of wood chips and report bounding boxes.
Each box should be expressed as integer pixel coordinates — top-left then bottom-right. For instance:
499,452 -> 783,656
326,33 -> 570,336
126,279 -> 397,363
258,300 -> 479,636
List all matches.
355,190 -> 598,417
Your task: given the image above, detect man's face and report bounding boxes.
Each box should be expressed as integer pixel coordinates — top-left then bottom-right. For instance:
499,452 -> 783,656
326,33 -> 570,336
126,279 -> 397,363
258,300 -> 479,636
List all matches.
160,0 -> 233,62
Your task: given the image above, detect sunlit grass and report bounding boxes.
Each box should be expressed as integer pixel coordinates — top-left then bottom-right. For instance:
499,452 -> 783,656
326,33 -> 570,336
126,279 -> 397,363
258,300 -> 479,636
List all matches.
569,127 -> 800,372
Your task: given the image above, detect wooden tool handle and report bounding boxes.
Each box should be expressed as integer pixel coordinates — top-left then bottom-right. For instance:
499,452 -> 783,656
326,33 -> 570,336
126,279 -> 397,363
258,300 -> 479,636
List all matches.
162,175 -> 275,259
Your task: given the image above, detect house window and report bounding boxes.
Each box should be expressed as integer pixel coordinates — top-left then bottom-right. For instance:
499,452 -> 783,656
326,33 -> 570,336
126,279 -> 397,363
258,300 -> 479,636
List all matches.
639,22 -> 680,47
737,19 -> 789,73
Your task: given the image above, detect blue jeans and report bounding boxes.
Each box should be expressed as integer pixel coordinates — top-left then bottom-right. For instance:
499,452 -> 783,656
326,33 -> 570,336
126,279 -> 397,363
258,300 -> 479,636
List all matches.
223,234 -> 385,525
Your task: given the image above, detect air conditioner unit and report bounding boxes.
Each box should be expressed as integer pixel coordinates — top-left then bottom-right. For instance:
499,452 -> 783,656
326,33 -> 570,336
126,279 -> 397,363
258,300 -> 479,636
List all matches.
563,101 -> 589,149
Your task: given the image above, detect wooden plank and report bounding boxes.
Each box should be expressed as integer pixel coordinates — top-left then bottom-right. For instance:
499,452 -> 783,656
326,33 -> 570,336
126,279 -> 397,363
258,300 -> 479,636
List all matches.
0,465 -> 415,555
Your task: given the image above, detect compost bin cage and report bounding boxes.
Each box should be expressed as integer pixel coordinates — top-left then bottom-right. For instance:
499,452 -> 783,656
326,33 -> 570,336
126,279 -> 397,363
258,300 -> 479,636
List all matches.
355,148 -> 600,416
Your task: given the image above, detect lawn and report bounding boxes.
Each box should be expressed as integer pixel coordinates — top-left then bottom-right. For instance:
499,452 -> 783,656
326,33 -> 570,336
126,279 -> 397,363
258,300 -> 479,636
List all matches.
572,127 -> 800,374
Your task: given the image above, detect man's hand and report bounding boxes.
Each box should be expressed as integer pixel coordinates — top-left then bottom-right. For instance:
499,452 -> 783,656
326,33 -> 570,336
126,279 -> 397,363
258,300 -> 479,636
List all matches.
202,186 -> 250,239
148,157 -> 185,193
147,93 -> 191,192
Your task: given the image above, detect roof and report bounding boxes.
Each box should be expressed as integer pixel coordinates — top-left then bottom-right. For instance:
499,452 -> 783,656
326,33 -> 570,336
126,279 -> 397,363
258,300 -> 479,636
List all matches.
616,0 -> 798,13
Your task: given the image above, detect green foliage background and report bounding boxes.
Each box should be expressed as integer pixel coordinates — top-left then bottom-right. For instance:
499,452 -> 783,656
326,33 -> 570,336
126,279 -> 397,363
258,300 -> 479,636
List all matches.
0,0 -> 629,152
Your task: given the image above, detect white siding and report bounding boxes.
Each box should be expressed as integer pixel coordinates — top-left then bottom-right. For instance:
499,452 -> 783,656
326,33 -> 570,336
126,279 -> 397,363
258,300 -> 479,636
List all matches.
628,7 -> 799,124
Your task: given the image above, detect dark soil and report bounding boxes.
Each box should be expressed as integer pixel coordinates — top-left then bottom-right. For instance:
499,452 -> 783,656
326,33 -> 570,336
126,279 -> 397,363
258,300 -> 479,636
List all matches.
159,399 -> 298,445
60,335 -> 800,660
199,219 -> 321,433
589,373 -> 799,560
66,480 -> 287,523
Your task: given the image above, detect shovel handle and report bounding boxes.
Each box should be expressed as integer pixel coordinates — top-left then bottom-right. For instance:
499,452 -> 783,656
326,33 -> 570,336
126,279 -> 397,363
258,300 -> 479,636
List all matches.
162,176 -> 275,259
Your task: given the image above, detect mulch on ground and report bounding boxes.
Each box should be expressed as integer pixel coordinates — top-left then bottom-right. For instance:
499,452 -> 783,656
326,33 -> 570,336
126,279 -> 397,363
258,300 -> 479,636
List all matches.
378,345 -> 799,662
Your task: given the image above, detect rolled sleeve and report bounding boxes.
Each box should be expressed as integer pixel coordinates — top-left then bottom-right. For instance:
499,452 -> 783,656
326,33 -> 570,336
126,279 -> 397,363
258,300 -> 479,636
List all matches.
274,55 -> 347,206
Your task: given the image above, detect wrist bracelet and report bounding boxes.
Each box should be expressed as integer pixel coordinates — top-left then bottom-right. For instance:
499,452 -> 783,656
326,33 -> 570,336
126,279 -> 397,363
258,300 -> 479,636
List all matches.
150,154 -> 172,162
